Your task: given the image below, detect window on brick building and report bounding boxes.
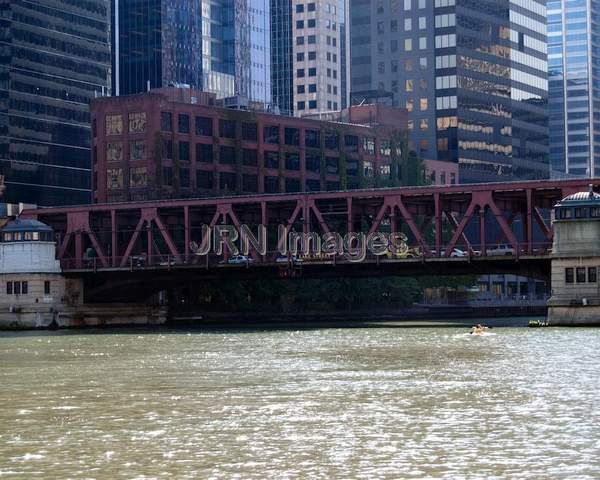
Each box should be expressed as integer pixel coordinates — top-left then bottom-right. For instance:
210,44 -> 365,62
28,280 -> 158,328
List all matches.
286,178 -> 301,192
180,168 -> 190,187
264,151 -> 279,169
162,167 -> 173,186
306,179 -> 321,191
160,112 -> 172,131
220,146 -> 236,164
219,119 -> 236,138
196,143 -> 213,163
195,116 -> 213,136
242,149 -> 257,166
178,114 -> 190,133
220,172 -> 237,191
305,129 -> 320,148
242,122 -> 257,141
179,141 -> 190,161
285,128 -> 300,146
344,135 -> 358,152
285,152 -> 300,170
326,156 -> 339,174
325,131 -> 339,149
242,174 -> 258,192
264,176 -> 279,193
196,170 -> 213,190
264,126 -> 279,144
306,152 -> 320,172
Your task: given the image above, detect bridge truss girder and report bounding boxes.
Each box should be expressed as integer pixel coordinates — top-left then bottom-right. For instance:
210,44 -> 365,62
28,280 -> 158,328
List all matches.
21,179 -> 598,270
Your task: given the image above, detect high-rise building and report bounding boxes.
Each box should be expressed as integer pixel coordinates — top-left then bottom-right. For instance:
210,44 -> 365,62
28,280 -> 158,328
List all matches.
271,0 -> 348,116
0,0 -> 111,206
271,0 -> 295,115
548,0 -> 600,178
113,0 -> 271,104
350,0 -> 549,183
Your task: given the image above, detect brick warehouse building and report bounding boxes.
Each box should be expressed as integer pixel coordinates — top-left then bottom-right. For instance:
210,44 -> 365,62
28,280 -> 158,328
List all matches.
91,88 -> 411,203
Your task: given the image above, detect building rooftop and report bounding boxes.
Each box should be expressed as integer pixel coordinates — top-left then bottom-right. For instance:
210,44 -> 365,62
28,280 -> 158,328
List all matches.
2,218 -> 53,233
93,87 -> 408,131
559,189 -> 600,205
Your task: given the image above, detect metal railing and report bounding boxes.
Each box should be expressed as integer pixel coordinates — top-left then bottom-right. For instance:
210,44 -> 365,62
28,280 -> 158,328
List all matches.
60,242 -> 552,272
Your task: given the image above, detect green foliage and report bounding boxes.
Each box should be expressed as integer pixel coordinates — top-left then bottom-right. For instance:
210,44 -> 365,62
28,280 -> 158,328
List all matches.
404,150 -> 425,187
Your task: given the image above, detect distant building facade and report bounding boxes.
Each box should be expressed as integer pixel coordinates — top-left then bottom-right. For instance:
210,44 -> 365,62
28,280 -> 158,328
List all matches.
113,0 -> 271,104
548,0 -> 600,178
271,0 -> 295,115
0,0 -> 111,206
423,158 -> 458,185
271,0 -> 349,116
90,87 -> 410,203
350,0 -> 549,183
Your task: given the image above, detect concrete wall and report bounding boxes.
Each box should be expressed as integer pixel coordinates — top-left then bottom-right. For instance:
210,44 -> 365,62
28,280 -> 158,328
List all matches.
548,306 -> 600,326
553,220 -> 600,256
0,242 -> 60,273
550,257 -> 600,304
0,303 -> 167,330
2,273 -> 67,306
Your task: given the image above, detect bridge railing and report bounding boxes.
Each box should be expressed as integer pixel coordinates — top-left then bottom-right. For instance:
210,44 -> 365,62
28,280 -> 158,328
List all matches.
59,242 -> 552,272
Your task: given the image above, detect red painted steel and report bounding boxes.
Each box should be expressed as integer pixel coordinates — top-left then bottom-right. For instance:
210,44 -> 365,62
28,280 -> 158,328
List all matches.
19,179 -> 600,270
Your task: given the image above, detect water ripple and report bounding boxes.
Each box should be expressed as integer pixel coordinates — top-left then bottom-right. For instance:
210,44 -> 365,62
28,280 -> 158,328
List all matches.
0,326 -> 599,478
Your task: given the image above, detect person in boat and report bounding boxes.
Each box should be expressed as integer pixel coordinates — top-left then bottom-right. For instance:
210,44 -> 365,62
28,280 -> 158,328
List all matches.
471,324 -> 487,334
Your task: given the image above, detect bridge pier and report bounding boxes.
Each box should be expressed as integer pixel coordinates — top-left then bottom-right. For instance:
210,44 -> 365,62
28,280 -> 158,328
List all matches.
548,188 -> 600,326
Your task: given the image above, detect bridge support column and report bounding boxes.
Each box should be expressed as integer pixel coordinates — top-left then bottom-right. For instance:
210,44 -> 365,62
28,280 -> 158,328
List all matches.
111,210 -> 117,267
75,232 -> 83,269
548,189 -> 600,326
434,193 -> 442,253
479,207 -> 486,256
346,198 -> 353,234
184,206 -> 190,263
526,189 -> 533,255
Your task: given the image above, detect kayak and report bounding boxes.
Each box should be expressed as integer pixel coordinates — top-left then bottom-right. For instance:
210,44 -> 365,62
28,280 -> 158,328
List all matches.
470,330 -> 495,336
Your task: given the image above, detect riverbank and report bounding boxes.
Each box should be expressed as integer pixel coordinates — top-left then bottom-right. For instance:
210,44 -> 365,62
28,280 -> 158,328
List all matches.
0,304 -> 546,330
170,304 -> 545,328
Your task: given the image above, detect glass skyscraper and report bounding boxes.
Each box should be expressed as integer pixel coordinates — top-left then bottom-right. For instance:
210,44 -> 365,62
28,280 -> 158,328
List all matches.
271,0 -> 294,115
548,0 -> 600,178
113,0 -> 271,104
350,0 -> 549,183
0,0 -> 111,206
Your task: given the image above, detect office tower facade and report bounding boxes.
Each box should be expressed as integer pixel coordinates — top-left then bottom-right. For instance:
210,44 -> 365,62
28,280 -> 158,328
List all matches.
271,0 -> 348,116
0,0 -> 111,206
271,0 -> 295,115
548,0 -> 600,178
113,0 -> 271,104
350,0 -> 549,183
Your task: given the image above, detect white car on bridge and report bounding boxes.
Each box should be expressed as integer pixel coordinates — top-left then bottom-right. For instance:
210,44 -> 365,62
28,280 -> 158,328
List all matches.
431,248 -> 468,257
486,244 -> 515,256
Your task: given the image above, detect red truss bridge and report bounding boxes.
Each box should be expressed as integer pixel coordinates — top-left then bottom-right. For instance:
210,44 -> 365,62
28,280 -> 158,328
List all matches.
20,179 -> 599,290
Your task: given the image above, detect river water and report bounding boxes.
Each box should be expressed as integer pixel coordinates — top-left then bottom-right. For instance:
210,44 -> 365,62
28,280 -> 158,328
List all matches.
1,325 -> 599,479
